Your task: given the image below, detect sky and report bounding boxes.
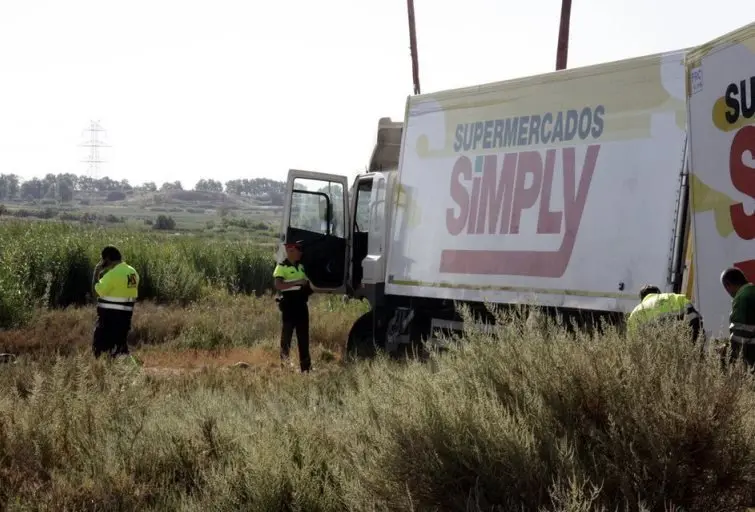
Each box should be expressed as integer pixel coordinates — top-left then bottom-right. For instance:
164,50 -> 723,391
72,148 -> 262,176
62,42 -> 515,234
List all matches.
0,0 -> 751,189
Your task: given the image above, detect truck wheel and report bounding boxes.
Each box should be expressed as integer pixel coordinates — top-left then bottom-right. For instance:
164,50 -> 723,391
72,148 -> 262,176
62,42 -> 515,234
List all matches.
393,314 -> 432,362
345,311 -> 385,362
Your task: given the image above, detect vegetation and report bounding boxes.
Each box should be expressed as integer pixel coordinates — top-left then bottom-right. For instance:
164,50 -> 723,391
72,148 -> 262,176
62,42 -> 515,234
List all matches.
0,172 -> 286,205
1,310 -> 754,510
2,209 -> 755,510
0,221 -> 277,328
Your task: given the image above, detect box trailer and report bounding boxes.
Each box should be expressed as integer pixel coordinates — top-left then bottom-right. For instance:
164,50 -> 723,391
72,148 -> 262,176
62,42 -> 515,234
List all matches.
277,21 -> 755,356
685,21 -> 755,340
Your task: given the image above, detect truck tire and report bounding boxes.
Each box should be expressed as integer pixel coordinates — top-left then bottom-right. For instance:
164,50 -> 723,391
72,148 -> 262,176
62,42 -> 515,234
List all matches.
345,311 -> 385,362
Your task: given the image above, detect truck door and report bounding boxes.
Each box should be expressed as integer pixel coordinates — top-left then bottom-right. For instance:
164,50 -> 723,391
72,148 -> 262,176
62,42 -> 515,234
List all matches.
280,169 -> 350,293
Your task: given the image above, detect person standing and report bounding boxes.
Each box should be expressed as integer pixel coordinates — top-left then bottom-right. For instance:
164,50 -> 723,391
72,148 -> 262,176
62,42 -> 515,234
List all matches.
720,267 -> 755,368
273,240 -> 312,373
92,245 -> 139,358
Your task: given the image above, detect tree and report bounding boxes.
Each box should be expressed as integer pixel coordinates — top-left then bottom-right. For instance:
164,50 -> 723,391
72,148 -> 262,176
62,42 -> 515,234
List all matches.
153,214 -> 176,230
225,179 -> 243,195
5,174 -> 20,199
42,173 -> 57,199
78,176 -> 95,192
160,181 -> 182,192
57,173 -> 79,191
0,174 -> 20,200
20,178 -> 43,200
58,179 -> 74,202
195,179 -> 223,193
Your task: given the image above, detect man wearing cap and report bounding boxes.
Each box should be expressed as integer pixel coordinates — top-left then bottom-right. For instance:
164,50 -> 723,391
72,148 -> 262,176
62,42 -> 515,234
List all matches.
273,240 -> 313,373
720,267 -> 755,368
91,245 -> 140,358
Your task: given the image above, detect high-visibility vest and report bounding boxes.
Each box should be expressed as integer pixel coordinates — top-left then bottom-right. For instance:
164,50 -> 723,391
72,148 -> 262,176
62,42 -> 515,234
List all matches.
95,262 -> 139,312
273,259 -> 309,302
627,292 -> 701,334
729,283 -> 755,345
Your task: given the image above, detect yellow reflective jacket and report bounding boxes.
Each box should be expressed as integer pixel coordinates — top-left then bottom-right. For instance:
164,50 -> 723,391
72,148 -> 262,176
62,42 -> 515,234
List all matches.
627,292 -> 701,336
273,259 -> 311,303
95,262 -> 139,312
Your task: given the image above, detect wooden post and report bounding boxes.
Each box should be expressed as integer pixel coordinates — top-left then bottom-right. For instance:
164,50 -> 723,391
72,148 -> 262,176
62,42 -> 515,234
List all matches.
555,0 -> 573,70
406,0 -> 421,94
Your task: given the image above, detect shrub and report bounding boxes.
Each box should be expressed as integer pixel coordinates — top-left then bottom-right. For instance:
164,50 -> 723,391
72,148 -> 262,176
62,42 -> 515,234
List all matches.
0,221 -> 279,328
106,191 -> 126,201
0,318 -> 754,509
153,215 -> 176,230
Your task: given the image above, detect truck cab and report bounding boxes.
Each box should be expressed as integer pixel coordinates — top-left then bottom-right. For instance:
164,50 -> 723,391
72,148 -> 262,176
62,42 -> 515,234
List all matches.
278,118 -> 410,358
278,117 -> 403,302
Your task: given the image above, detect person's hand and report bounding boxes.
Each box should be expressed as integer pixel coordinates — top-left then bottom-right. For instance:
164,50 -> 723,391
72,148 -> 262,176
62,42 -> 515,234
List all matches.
93,260 -> 104,279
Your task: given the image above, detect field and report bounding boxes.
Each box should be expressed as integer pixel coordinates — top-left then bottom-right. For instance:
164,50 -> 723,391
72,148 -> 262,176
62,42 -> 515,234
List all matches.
3,219 -> 755,510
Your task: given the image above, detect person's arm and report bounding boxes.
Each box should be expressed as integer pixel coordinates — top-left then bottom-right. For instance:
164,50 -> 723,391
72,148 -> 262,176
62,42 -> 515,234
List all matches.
94,268 -> 114,298
731,292 -> 745,325
91,260 -> 104,298
273,265 -> 305,291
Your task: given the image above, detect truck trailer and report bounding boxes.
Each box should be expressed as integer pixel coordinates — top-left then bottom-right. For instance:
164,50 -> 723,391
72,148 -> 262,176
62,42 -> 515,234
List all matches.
277,21 -> 755,358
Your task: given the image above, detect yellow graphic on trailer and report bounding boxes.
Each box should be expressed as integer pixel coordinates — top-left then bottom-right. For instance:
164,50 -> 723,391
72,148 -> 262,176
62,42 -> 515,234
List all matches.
689,173 -> 736,237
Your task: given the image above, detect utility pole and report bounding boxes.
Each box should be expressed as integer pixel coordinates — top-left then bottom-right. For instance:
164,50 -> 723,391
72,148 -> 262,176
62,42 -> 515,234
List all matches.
555,0 -> 573,70
406,0 -> 421,95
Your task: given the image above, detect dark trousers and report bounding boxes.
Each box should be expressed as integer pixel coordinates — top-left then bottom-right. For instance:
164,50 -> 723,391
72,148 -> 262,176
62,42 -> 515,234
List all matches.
279,301 -> 311,372
728,340 -> 755,369
93,308 -> 133,358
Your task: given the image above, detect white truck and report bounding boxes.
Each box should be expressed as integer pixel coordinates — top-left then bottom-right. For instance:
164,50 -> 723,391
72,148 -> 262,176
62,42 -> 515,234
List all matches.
278,21 -> 755,358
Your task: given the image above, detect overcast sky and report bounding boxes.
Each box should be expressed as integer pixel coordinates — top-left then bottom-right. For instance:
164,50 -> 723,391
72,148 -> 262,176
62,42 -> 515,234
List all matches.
0,0 -> 750,188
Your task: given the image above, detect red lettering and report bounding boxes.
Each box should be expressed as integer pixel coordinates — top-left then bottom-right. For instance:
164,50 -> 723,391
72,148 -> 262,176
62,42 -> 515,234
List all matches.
446,156 -> 471,235
467,176 -> 481,233
563,146 -> 597,239
475,153 -> 516,234
734,259 -> 755,284
730,125 -> 755,240
510,151 -> 543,234
537,149 -> 562,234
440,144 -> 601,277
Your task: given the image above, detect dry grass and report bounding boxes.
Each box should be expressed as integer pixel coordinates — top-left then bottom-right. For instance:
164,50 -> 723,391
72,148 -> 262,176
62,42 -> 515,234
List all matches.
0,292 -> 367,363
2,310 -> 755,511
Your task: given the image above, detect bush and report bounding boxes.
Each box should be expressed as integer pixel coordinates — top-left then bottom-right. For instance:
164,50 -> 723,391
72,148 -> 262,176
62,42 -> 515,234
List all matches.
106,191 -> 126,201
153,215 -> 176,230
0,318 -> 754,509
0,221 -> 278,328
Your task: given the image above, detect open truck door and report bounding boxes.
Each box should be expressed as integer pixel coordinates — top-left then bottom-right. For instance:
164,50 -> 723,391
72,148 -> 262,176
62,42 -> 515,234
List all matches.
280,169 -> 350,293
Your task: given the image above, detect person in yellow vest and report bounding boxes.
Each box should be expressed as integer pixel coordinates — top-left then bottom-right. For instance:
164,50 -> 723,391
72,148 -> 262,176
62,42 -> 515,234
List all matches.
92,245 -> 139,358
627,284 -> 703,343
273,240 -> 312,373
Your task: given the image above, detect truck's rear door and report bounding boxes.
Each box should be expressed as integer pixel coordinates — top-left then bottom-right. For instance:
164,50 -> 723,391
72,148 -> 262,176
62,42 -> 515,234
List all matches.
280,169 -> 350,293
